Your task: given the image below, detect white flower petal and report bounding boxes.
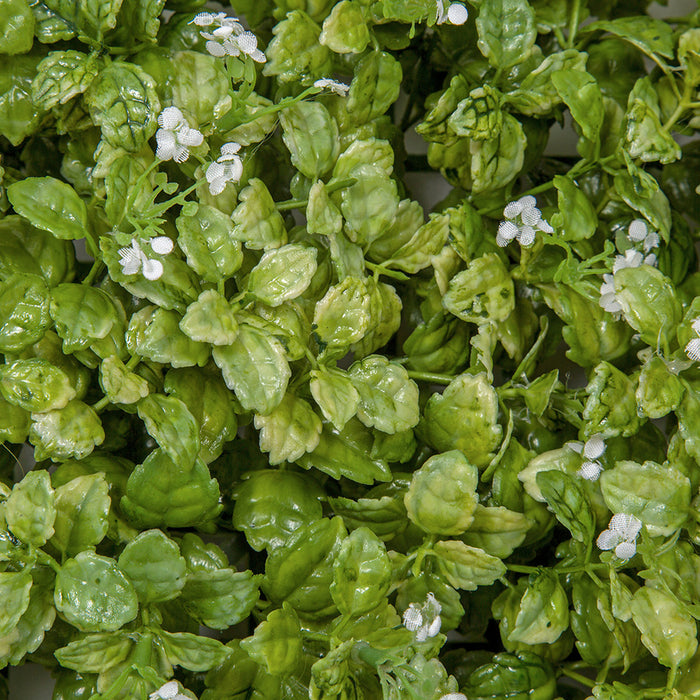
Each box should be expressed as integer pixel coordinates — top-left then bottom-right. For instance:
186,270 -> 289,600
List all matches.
141,258 -> 164,281
578,461 -> 602,481
497,220 -> 519,245
520,206 -> 542,227
517,225 -> 536,247
237,31 -> 258,54
150,236 -> 174,255
173,144 -> 190,164
221,142 -> 242,156
205,39 -> 227,57
249,48 -> 267,63
537,219 -> 554,234
596,528 -> 621,551
614,540 -> 636,560
213,24 -> 234,37
643,232 -> 659,251
609,513 -> 642,539
403,605 -> 423,632
643,253 -> 657,267
192,12 -> 216,25
627,218 -> 648,241
440,695 -> 468,700
518,195 -> 537,209
158,106 -> 184,130
118,246 -> 142,275
503,200 -> 523,219
692,318 -> 700,335
565,440 -> 584,454
447,2 -> 468,24
206,162 -> 226,183
583,434 -> 605,460
426,615 -> 442,638
155,129 -> 177,160
178,126 -> 204,147
223,158 -> 243,183
415,626 -> 429,642
157,681 -> 180,699
208,177 -> 228,196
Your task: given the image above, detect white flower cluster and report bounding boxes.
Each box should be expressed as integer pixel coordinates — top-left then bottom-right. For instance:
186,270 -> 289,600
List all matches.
402,592 -> 442,642
440,694 -> 468,700
685,318 -> 700,362
597,513 -> 642,560
192,12 -> 266,63
149,680 -> 190,700
612,218 -> 659,273
497,195 -> 553,248
155,107 -> 203,164
598,273 -> 621,315
206,142 -> 243,196
566,434 -> 606,481
435,0 -> 468,25
313,78 -> 350,96
118,236 -> 174,281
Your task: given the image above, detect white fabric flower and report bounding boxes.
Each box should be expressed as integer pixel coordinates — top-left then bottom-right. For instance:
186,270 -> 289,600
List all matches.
206,142 -> 243,196
313,78 -> 350,96
612,248 -> 644,273
597,513 -> 642,560
435,0 -> 468,24
155,106 -> 203,163
685,317 -> 700,362
497,195 -> 553,247
566,434 -> 606,481
148,680 -> 190,700
118,237 -> 173,281
599,273 -> 622,315
402,592 -> 442,642
618,218 -> 659,271
193,12 -> 266,62
440,695 -> 468,700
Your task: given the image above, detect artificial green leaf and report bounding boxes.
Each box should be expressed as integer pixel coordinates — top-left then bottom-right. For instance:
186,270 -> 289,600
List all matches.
461,505 -> 531,559
54,551 -> 138,632
232,470 -> 323,551
136,393 -> 200,469
0,55 -> 44,145
309,367 -> 360,430
319,0 -> 370,54
329,494 -> 407,541
5,470 -> 55,547
476,0 -> 536,70
550,175 -> 597,241
158,630 -> 230,672
0,273 -> 51,353
434,540 -> 506,591
121,449 -> 221,529
98,355 -> 149,405
118,529 -> 187,603
212,321 -> 290,415
54,632 -> 132,673
551,69 -> 604,144
0,571 -> 32,638
51,473 -> 110,556
509,570 -> 569,645
254,392 -> 322,464
465,651 -> 556,699
0,358 -> 76,412
536,470 -> 595,543
31,50 -> 100,111
231,178 -> 287,250
313,276 -> 371,350
306,180 -> 343,236
0,0 -> 35,54
581,16 -> 675,61
635,355 -> 685,419
346,51 -> 401,123
404,451 -> 479,535
29,399 -> 105,461
247,244 -> 318,307
40,0 -> 123,41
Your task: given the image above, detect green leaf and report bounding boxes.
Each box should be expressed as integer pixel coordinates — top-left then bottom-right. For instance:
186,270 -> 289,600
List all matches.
29,0 -> 75,43
104,151 -> 152,228
121,449 -> 221,529
85,62 -> 160,152
31,50 -> 100,111
306,180 -> 343,237
309,367 -> 360,431
0,273 -> 50,353
212,321 -> 290,415
0,394 -> 31,443
347,51 -> 401,123
29,399 -> 105,461
240,604 -> 302,677
419,373 -> 502,468
109,0 -> 165,43
180,289 -> 239,346
630,587 -> 697,668
551,70 -> 604,144
54,632 -> 132,673
254,392 -> 322,464
0,54 -> 44,145
247,244 -> 318,307
635,356 -> 685,420
433,540 -> 506,591
232,470 -> 323,551
297,421 -> 392,484
0,358 -> 76,412
0,571 -> 32,638
118,530 -> 187,604
600,460 -> 691,537
263,517 -> 347,619
41,0 -> 123,41
98,355 -> 150,405
536,469 -> 595,543
550,175 -> 597,241
181,568 -> 260,629
581,16 -> 675,61
508,570 -> 569,645
231,178 -> 287,250
136,394 -> 200,469
158,630 -> 230,672
348,356 -> 419,434
8,176 -> 87,241
329,494 -> 407,541
51,473 -> 110,557
313,277 -> 371,350
319,0 -> 370,54
476,0 -> 536,70
0,0 -> 35,54
330,527 -> 391,616
176,204 -> 243,283
280,102 -> 339,180
54,551 -> 138,632
5,470 -> 55,547
126,305 -> 209,368
461,505 -> 531,559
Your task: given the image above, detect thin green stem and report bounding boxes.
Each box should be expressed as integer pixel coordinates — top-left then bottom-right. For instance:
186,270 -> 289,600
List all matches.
364,261 -> 409,281
566,0 -> 581,48
81,260 -> 104,286
560,668 -> 595,688
126,355 -> 141,371
405,370 -> 454,385
92,396 -> 110,414
276,177 -> 357,211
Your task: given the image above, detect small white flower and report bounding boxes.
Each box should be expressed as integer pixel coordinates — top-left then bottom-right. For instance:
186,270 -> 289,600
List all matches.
313,78 -> 350,96
612,248 -> 644,273
194,12 -> 266,62
155,106 -> 203,163
685,317 -> 700,362
567,434 -> 606,481
599,273 -> 622,315
402,592 -> 442,642
435,0 -> 468,24
118,237 -> 173,281
206,142 -> 243,196
149,680 -> 190,700
621,218 -> 659,268
440,695 -> 468,700
597,513 -> 642,560
497,196 -> 552,248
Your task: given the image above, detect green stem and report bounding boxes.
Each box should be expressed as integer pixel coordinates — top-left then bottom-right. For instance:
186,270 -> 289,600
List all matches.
275,177 -> 357,211
92,396 -> 110,414
506,563 -> 607,575
364,261 -> 409,281
126,355 -> 141,371
666,664 -> 679,693
35,549 -> 61,574
147,180 -> 201,218
82,260 -> 104,286
566,0 -> 581,48
126,160 -> 160,214
560,667 -> 595,688
405,370 -> 455,385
